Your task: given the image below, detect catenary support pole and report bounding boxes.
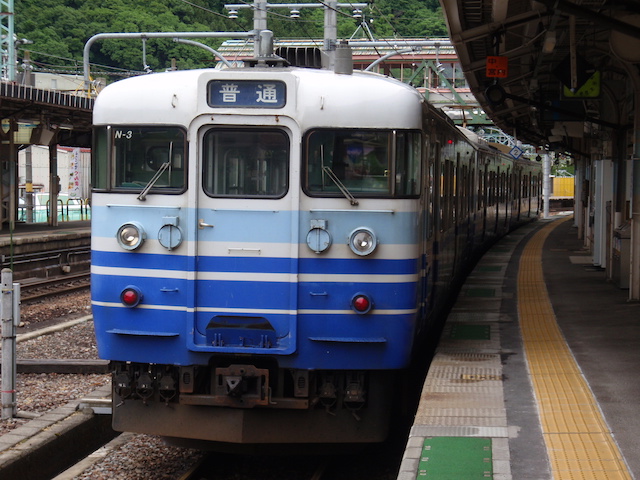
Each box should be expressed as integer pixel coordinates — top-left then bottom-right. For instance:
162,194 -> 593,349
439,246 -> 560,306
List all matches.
1,269 -> 15,419
628,65 -> 640,300
543,153 -> 551,219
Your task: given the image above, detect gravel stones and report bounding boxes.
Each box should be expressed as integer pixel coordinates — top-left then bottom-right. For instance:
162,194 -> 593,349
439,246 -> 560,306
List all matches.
1,290 -> 108,435
1,290 -> 205,479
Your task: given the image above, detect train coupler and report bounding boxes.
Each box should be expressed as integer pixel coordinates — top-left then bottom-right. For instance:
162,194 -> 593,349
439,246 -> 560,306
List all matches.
212,364 -> 269,408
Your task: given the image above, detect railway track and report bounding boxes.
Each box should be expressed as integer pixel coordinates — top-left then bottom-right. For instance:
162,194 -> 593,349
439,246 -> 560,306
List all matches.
20,272 -> 90,302
178,444 -> 404,480
49,426 -> 405,480
180,455 -> 335,480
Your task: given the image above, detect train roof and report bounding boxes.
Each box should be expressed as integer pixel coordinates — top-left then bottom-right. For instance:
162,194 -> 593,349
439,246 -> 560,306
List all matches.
93,66 -> 425,129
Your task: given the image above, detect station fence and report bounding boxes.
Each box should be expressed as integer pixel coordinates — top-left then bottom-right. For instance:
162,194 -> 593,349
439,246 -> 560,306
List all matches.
18,197 -> 91,223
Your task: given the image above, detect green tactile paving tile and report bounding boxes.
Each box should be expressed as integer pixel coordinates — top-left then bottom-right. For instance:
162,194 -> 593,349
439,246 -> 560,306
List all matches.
449,324 -> 491,340
417,437 -> 493,478
464,287 -> 496,297
476,266 -> 503,272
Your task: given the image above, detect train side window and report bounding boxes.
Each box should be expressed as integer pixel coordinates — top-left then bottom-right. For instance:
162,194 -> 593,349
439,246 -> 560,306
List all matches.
92,127 -> 109,190
107,126 -> 186,192
202,129 -> 289,198
395,131 -> 422,196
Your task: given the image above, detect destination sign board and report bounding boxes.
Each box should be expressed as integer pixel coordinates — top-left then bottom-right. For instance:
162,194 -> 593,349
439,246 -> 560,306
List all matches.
208,80 -> 286,108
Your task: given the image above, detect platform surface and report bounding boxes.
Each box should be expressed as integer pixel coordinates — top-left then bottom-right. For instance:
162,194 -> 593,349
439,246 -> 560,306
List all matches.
0,220 -> 90,246
399,216 -> 639,479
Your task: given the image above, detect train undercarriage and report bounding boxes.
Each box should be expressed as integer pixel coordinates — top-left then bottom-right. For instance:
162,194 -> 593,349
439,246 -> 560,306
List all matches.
110,361 -> 395,444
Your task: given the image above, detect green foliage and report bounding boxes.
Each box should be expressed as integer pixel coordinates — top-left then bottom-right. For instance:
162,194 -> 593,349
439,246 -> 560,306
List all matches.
14,0 -> 446,77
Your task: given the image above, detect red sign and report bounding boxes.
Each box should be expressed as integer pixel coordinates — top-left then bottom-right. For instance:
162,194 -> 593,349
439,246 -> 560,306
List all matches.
486,56 -> 508,78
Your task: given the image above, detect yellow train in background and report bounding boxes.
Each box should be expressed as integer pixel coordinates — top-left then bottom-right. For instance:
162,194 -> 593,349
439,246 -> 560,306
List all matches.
551,176 -> 575,198
550,176 -> 575,211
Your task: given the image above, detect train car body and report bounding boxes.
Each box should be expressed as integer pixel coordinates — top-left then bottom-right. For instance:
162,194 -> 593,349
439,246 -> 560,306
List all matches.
91,51 -> 541,446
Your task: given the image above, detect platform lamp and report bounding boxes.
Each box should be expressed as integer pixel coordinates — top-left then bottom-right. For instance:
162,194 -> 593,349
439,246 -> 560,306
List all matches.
485,82 -> 507,106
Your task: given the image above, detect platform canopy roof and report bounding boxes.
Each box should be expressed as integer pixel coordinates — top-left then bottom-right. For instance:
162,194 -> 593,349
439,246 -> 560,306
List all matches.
439,0 -> 640,156
0,82 -> 93,148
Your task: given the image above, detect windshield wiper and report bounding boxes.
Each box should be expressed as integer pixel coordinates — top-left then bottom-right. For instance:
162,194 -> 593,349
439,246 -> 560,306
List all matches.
137,142 -> 173,201
322,166 -> 359,206
137,161 -> 171,201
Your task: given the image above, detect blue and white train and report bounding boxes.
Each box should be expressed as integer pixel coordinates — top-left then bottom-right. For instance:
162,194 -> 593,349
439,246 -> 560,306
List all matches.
90,45 -> 541,446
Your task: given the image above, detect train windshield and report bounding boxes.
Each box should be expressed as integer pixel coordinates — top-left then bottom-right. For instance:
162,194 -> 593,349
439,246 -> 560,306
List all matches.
202,128 -> 289,198
93,126 -> 187,192
305,129 -> 421,198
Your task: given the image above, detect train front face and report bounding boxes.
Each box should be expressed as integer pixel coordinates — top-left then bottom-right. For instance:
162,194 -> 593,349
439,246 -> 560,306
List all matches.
91,67 -> 426,444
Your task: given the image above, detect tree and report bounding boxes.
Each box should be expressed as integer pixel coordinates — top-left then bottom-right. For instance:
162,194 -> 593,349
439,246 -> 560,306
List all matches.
14,0 -> 446,78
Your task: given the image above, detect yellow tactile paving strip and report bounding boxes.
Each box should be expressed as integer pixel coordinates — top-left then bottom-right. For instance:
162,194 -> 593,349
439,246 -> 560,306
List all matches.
518,217 -> 632,480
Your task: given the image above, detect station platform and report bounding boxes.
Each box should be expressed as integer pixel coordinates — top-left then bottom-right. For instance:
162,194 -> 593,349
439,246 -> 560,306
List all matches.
0,221 -> 91,279
0,220 -> 90,245
398,215 -> 639,480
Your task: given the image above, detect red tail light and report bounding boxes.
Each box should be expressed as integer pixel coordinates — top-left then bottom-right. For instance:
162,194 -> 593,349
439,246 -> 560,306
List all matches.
352,294 -> 372,314
121,286 -> 142,307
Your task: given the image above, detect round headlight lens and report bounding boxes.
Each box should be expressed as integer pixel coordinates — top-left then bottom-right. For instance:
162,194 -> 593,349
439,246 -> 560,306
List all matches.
348,228 -> 377,256
117,222 -> 145,250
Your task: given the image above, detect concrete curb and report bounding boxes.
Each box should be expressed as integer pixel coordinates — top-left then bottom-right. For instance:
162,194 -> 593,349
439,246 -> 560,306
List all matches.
0,384 -> 116,480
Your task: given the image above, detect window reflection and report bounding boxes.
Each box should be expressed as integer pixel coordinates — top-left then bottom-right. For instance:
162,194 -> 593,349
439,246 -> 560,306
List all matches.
112,127 -> 186,191
202,129 -> 289,198
306,129 -> 421,197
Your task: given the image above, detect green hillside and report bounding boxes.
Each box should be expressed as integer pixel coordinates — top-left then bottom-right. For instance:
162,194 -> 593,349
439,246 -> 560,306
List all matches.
14,0 -> 445,79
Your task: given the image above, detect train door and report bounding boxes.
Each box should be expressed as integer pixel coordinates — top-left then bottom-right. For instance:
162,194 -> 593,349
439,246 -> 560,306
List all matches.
420,135 -> 435,322
504,167 -> 511,230
430,139 -> 443,311
494,166 -> 500,234
191,121 -> 298,355
516,167 -> 522,222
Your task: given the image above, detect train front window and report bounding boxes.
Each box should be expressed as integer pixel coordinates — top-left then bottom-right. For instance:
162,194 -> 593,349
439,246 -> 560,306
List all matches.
305,129 -> 421,198
202,129 -> 289,198
108,127 -> 186,191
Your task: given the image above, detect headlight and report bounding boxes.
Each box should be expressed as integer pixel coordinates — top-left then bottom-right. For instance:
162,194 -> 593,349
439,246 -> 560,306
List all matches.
348,227 -> 377,256
116,222 -> 146,250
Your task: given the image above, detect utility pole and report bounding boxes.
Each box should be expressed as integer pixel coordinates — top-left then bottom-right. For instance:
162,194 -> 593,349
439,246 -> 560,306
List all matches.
225,1 -> 367,66
323,0 -> 338,68
253,0 -> 268,58
1,269 -> 16,420
543,153 -> 551,219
